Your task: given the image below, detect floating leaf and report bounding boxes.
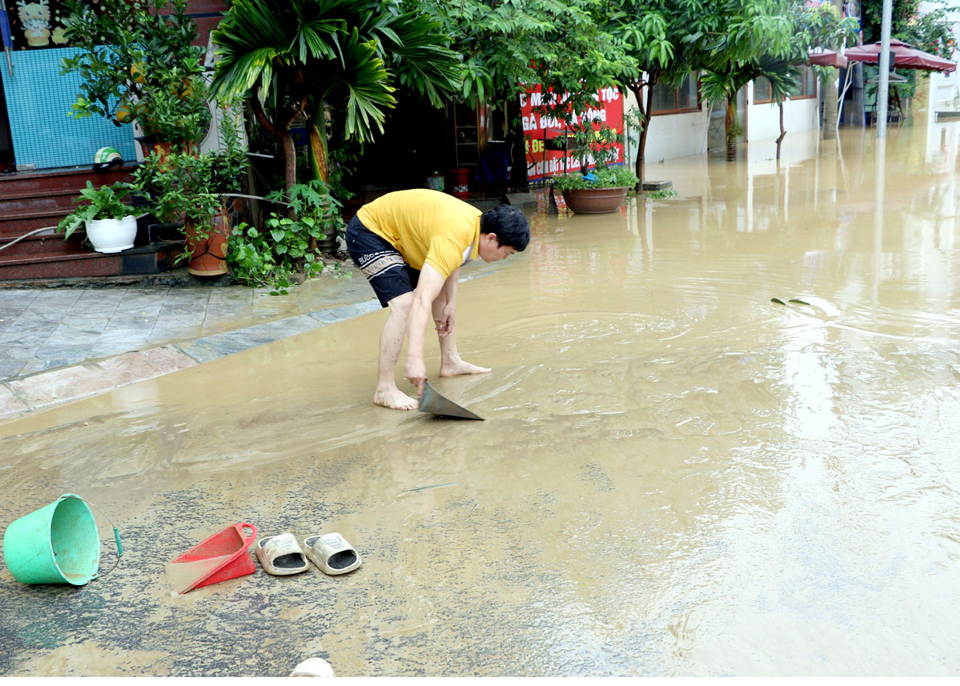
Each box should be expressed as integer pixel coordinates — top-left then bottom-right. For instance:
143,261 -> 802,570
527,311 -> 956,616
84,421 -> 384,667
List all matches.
788,299 -> 810,306
404,482 -> 458,493
770,297 -> 786,305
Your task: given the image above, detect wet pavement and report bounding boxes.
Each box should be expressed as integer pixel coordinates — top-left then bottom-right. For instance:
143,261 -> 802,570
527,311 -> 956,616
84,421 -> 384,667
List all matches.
2,120 -> 960,676
0,272 -> 381,419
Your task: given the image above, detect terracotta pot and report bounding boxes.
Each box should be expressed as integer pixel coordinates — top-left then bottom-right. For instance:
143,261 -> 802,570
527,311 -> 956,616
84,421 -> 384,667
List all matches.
561,187 -> 629,214
185,212 -> 230,277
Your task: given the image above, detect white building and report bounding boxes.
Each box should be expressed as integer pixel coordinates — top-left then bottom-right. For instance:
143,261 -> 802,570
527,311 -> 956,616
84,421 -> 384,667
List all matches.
625,67 -> 822,168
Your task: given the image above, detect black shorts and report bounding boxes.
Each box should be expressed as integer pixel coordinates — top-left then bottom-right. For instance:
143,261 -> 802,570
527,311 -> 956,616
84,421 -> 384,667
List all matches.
345,215 -> 420,307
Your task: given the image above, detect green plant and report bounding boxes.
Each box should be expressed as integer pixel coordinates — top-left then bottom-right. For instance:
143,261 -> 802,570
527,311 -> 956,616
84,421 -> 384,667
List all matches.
210,0 -> 461,201
228,181 -> 344,294
552,119 -> 638,191
61,0 -> 208,145
130,150 -> 222,227
57,181 -> 134,239
646,188 -> 678,199
136,74 -> 212,145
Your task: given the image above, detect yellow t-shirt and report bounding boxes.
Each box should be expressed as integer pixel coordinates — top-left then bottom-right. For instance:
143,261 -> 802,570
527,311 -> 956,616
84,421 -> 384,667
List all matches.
356,189 -> 481,279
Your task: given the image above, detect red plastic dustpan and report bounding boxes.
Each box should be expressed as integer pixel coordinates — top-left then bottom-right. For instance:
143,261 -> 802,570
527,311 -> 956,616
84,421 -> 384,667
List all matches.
169,522 -> 257,594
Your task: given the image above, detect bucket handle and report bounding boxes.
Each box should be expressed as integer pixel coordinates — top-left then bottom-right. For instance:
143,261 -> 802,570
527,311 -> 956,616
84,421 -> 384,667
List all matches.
65,495 -> 123,579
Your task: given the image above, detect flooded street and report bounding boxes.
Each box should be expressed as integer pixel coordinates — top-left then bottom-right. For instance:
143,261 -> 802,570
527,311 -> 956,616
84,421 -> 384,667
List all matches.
2,121 -> 960,676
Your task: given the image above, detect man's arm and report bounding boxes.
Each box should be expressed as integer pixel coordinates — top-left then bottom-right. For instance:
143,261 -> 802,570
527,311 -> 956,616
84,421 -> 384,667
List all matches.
435,267 -> 459,337
404,263 -> 447,395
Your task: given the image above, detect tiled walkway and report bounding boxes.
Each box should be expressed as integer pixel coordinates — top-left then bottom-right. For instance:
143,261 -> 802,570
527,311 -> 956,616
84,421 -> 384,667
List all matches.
0,257 -> 513,420
0,272 -> 375,381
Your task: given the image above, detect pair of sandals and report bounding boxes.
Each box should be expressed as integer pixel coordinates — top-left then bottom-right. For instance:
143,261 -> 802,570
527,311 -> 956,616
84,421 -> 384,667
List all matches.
255,532 -> 361,576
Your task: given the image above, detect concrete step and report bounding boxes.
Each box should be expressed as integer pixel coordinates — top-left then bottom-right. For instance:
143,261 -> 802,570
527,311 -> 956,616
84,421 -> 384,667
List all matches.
0,232 -> 87,257
0,241 -> 182,280
0,188 -> 85,218
0,166 -> 135,194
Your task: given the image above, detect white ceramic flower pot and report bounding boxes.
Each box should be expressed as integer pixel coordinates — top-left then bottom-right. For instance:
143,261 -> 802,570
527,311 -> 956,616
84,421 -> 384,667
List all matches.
84,215 -> 138,253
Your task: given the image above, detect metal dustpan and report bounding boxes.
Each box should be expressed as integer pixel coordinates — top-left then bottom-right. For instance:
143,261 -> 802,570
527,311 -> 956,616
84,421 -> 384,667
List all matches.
418,381 -> 484,420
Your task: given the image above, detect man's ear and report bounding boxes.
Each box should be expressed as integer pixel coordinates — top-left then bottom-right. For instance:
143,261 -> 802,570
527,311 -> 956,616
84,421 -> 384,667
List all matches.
483,232 -> 498,244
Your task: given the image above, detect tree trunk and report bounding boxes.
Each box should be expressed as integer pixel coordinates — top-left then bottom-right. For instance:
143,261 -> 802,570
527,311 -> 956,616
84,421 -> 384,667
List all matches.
776,102 -> 786,160
250,86 -> 299,219
307,117 -> 328,183
629,78 -> 653,193
725,96 -> 737,162
823,66 -> 838,140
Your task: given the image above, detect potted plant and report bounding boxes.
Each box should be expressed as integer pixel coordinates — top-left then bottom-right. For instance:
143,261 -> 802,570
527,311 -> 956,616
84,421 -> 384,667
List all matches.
57,181 -> 138,254
61,0 -> 210,155
129,112 -> 249,277
131,149 -> 228,276
551,120 -> 639,214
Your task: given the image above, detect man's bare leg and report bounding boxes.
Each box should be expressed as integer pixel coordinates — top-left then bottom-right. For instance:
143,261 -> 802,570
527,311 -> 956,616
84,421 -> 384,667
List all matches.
374,292 -> 418,410
433,294 -> 491,377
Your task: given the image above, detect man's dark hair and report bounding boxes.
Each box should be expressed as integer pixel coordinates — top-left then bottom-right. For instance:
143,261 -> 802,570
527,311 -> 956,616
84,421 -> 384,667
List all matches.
480,204 -> 530,251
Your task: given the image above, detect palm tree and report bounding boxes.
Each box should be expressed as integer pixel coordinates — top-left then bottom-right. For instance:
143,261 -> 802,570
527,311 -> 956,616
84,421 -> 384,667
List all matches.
701,56 -> 799,162
209,0 -> 461,202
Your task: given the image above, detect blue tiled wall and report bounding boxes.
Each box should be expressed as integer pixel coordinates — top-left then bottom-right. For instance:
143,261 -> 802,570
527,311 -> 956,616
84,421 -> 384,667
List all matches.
0,47 -> 136,169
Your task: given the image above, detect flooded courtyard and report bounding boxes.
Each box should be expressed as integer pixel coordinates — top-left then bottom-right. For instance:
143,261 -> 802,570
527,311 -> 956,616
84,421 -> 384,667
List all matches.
2,122 -> 960,676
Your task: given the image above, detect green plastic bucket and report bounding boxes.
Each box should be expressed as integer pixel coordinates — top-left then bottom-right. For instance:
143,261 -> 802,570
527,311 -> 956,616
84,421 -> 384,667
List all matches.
3,494 -> 101,586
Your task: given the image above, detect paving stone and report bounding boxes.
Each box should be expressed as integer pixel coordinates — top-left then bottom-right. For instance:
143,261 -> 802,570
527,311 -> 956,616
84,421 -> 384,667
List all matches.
19,353 -> 94,376
159,303 -> 209,318
0,383 -> 28,417
207,288 -> 253,303
0,290 -> 39,309
1,344 -> 40,360
0,330 -> 50,348
0,356 -> 27,381
114,302 -> 164,317
178,314 -> 322,363
6,347 -> 197,410
148,326 -> 203,344
42,329 -> 101,347
69,297 -> 123,318
330,300 -> 380,319
29,290 -> 84,308
108,313 -> 160,329
59,316 -> 111,333
88,330 -> 152,359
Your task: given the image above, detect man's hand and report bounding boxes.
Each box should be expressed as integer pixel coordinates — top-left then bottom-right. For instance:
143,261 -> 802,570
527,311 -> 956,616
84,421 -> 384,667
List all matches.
404,358 -> 428,398
434,303 -> 456,337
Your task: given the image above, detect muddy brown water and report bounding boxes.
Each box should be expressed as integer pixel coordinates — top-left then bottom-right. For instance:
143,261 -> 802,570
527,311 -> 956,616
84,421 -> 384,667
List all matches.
2,124 -> 960,676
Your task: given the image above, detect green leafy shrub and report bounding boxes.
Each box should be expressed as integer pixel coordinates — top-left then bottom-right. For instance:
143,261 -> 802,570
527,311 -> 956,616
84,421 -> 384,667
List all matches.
552,119 -> 639,191
646,188 -> 679,199
227,180 -> 345,295
553,165 -> 639,191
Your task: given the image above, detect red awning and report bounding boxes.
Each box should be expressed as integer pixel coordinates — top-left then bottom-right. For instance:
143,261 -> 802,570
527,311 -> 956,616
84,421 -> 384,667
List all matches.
844,38 -> 957,73
808,49 -> 848,69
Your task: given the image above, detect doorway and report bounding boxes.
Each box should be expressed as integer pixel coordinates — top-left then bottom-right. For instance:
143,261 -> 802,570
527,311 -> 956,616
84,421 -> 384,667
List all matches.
0,70 -> 12,169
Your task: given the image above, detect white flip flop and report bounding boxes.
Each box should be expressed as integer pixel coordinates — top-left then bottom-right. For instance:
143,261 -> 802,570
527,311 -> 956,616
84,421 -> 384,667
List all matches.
255,533 -> 308,576
302,533 -> 362,575
290,657 -> 335,677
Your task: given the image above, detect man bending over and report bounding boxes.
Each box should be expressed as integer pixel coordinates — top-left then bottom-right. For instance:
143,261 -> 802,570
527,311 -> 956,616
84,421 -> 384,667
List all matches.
345,189 -> 530,410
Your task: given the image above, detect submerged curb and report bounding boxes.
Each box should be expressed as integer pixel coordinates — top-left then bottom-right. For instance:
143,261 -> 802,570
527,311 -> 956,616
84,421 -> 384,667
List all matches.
0,299 -> 381,423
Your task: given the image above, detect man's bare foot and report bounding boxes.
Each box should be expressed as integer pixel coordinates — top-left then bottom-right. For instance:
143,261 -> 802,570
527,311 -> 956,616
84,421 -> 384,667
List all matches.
440,359 -> 492,377
374,386 -> 419,410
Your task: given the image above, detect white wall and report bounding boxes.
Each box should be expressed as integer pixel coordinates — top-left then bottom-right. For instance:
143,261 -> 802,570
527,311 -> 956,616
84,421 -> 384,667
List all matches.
745,81 -> 821,142
920,0 -> 960,121
623,87 -> 710,167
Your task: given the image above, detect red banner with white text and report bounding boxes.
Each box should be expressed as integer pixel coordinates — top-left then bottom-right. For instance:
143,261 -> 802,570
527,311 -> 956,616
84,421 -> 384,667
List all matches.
520,85 -> 624,183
